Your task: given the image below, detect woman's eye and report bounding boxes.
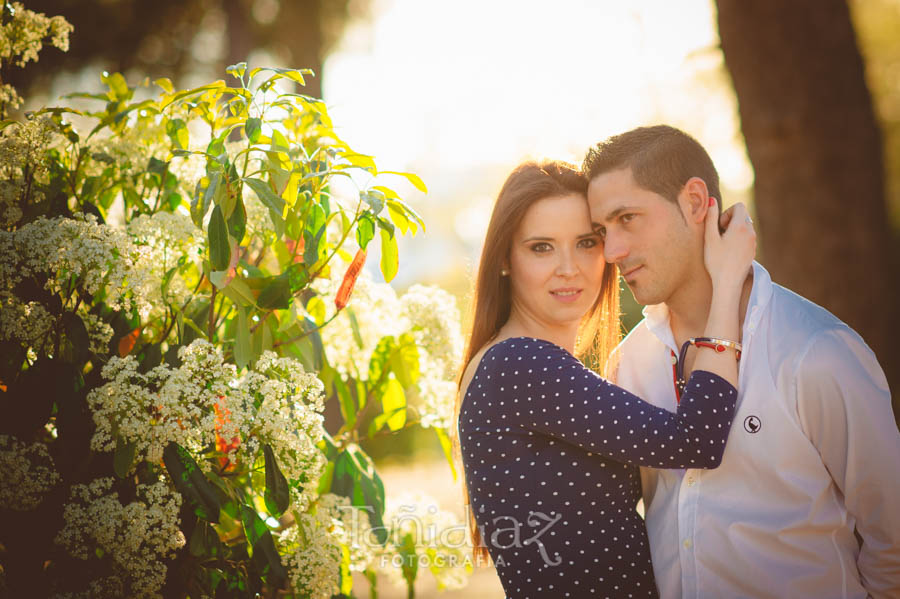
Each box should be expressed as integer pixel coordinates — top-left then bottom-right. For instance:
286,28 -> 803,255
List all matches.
530,242 -> 552,253
621,213 -> 636,224
578,237 -> 599,249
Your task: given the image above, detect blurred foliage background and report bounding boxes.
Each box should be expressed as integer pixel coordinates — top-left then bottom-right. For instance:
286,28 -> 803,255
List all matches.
9,1 -> 900,595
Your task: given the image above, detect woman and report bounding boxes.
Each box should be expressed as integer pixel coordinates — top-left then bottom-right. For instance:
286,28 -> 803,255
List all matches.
454,161 -> 755,597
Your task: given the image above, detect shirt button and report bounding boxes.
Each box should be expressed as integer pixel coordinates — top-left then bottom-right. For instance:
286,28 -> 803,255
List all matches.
686,476 -> 695,486
683,539 -> 693,549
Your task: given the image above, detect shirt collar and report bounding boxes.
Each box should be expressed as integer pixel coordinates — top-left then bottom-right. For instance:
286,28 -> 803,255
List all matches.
640,260 -> 774,349
743,260 -> 773,336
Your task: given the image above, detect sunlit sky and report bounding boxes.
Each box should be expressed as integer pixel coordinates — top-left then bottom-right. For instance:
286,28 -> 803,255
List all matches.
321,0 -> 753,288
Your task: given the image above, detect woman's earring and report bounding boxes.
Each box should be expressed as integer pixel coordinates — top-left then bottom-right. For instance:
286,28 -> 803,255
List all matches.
500,268 -> 510,277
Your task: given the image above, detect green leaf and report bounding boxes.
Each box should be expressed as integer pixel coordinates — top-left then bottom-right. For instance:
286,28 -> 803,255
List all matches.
234,307 -> 251,369
390,333 -> 420,389
381,170 -> 427,193
263,444 -> 291,516
190,179 -> 211,228
435,427 -> 458,480
227,195 -> 247,243
148,156 -> 168,176
251,317 -> 272,358
257,276 -> 291,310
155,77 -> 174,94
368,336 -> 395,384
305,295 -> 326,326
188,520 -> 224,558
208,204 -> 230,271
386,201 -> 411,235
333,373 -> 357,429
356,213 -> 375,250
240,504 -> 288,587
113,436 -> 136,478
399,531 -> 419,588
268,207 -> 285,237
226,61 -> 247,80
166,118 -> 189,150
271,128 -> 290,152
207,136 -> 226,162
223,276 -> 256,307
102,71 -> 131,102
303,204 -> 327,266
61,313 -> 90,364
245,117 -> 262,143
379,228 -> 398,282
344,153 -> 376,170
348,308 -> 365,349
243,177 -> 285,214
380,378 -> 407,431
362,190 -> 385,215
163,442 -> 221,522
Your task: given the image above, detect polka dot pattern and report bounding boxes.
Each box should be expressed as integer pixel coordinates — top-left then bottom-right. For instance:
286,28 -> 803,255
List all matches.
458,337 -> 737,598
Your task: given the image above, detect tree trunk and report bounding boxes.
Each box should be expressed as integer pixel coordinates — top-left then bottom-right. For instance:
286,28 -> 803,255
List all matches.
716,0 -> 899,418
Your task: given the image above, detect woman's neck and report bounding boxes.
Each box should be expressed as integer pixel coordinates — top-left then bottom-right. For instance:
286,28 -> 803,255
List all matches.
498,311 -> 579,354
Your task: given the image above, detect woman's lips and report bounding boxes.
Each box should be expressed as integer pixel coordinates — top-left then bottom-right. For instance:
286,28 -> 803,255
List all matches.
550,288 -> 582,303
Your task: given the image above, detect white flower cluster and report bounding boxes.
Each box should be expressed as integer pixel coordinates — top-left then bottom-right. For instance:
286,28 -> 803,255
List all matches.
51,575 -> 124,599
86,119 -> 167,181
0,215 -> 156,326
0,295 -> 55,351
88,340 -> 327,511
0,2 -> 72,68
127,210 -> 204,308
400,284 -> 464,429
315,261 -> 405,378
279,509 -> 343,599
315,261 -> 464,430
400,284 -> 464,381
0,434 -> 61,511
316,493 -> 376,572
82,312 -> 115,355
0,115 -> 59,226
87,340 -> 229,466
376,492 -> 472,591
54,477 -> 185,599
230,351 -> 327,511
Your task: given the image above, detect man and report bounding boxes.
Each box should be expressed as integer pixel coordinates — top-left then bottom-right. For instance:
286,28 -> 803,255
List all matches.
584,125 -> 900,598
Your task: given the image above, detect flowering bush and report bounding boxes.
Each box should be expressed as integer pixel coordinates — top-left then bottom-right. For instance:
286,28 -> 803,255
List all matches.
0,4 -> 469,598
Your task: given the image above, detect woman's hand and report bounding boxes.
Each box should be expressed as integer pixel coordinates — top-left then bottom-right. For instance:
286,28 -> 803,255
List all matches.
703,199 -> 757,291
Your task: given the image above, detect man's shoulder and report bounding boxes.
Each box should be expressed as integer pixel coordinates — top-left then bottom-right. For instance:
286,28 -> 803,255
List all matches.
615,316 -> 657,348
609,317 -> 665,381
767,282 -> 852,339
765,282 -> 882,382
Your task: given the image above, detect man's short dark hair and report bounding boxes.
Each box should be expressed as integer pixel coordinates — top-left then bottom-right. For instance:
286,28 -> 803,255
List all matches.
582,125 -> 721,205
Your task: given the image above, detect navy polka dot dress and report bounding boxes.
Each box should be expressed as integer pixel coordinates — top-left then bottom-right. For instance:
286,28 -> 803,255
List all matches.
458,337 -> 738,598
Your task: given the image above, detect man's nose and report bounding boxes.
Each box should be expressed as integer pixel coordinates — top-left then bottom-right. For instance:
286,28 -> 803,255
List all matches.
603,232 -> 629,264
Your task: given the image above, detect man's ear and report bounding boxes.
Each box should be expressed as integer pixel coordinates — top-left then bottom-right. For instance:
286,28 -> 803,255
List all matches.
678,177 -> 710,225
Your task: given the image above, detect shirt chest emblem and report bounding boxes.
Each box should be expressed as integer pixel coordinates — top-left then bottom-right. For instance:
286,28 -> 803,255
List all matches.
743,415 -> 762,434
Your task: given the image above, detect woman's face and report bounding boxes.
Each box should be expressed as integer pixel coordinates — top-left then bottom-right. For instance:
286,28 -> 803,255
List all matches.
507,193 -> 606,329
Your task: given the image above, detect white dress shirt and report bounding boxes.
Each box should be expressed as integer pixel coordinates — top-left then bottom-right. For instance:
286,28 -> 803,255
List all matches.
611,261 -> 900,598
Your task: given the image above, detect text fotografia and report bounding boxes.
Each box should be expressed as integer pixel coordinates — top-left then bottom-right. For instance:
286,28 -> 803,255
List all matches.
343,502 -> 564,568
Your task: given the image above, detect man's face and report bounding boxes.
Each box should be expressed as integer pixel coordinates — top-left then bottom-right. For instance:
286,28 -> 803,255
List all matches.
587,168 -> 698,306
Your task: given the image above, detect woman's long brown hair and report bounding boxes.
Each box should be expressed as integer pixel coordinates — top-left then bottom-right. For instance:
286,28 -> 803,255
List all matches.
452,161 -> 621,565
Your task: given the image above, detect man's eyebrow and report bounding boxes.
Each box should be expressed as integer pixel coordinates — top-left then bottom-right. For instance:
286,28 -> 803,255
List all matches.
596,205 -> 639,223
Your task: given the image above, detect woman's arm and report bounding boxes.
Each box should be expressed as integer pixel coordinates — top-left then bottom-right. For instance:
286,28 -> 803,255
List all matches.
481,339 -> 737,469
692,200 -> 757,386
